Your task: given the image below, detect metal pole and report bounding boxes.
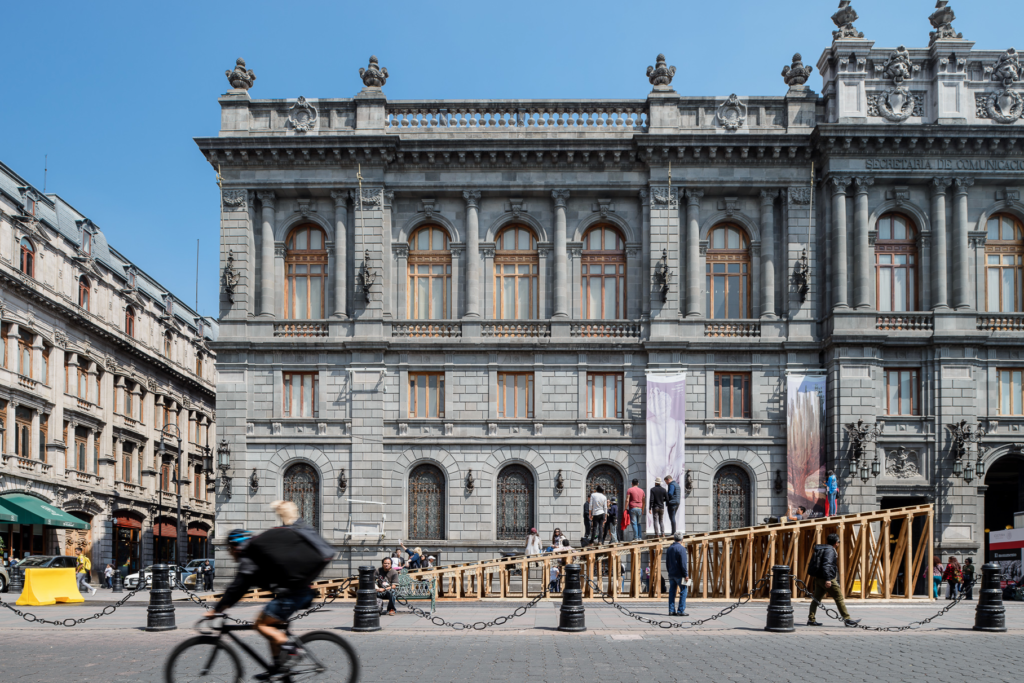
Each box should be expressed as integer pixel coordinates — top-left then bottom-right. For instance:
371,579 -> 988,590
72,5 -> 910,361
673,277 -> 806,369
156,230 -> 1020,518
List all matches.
175,435 -> 182,586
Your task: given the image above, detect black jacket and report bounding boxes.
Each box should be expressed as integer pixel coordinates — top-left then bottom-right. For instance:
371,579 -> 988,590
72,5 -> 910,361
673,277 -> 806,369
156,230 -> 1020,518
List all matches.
649,484 -> 668,508
809,544 -> 839,581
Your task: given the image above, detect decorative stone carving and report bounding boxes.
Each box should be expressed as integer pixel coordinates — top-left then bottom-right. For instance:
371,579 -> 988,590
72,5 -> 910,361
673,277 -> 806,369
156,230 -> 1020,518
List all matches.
225,58 -> 256,91
788,187 -> 812,204
651,187 -> 677,207
990,48 -> 1022,88
646,54 -> 676,86
359,55 -> 388,88
978,50 -> 1024,124
882,46 -> 918,85
223,251 -> 241,304
928,1 -> 962,44
868,92 -> 923,121
781,54 -> 814,87
222,189 -> 247,211
358,189 -> 383,207
885,446 -> 921,478
53,329 -> 68,348
831,1 -> 864,40
463,190 -> 480,208
287,97 -> 318,134
716,94 -> 747,131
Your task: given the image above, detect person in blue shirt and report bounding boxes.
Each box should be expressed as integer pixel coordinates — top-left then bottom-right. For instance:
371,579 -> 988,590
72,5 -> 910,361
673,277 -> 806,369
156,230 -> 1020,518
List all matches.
664,532 -> 689,616
826,470 -> 839,516
399,542 -> 422,569
665,475 -> 682,535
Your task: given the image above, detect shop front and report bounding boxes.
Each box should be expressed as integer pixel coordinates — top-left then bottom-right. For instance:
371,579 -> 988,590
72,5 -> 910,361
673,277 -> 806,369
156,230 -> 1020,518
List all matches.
153,517 -> 178,564
0,494 -> 89,562
186,522 -> 210,561
113,512 -> 144,574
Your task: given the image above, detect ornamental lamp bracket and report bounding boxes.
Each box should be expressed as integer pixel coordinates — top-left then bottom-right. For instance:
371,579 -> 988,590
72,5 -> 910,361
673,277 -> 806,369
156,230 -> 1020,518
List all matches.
793,248 -> 810,302
555,469 -> 565,492
465,468 -> 475,493
358,250 -> 377,303
249,468 -> 260,494
338,468 -> 348,495
653,249 -> 672,303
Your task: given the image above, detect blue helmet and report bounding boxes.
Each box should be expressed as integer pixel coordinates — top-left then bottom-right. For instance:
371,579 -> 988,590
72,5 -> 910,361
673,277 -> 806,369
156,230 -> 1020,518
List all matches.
227,529 -> 253,546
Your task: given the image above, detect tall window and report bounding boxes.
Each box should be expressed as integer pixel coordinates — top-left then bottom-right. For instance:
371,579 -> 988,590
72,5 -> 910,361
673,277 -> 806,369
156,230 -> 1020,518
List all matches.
122,444 -> 135,483
714,372 -> 752,418
285,225 -> 328,319
125,387 -> 135,419
997,369 -> 1023,416
20,238 -> 35,277
408,464 -> 445,540
705,225 -> 751,318
283,372 -> 318,418
496,464 -> 534,540
76,366 -> 89,400
125,307 -> 136,338
494,225 -> 539,319
75,428 -> 88,472
283,463 -> 319,530
79,276 -> 91,311
408,225 -> 452,319
193,471 -> 202,500
587,373 -> 624,419
985,213 -> 1024,312
41,346 -> 49,384
38,415 -> 47,462
160,463 -> 172,492
164,332 -> 173,358
581,225 -> 626,319
409,373 -> 444,418
195,354 -> 203,379
876,213 -> 918,312
14,407 -> 31,459
885,369 -> 920,416
82,230 -> 92,256
18,333 -> 32,378
497,373 -> 534,419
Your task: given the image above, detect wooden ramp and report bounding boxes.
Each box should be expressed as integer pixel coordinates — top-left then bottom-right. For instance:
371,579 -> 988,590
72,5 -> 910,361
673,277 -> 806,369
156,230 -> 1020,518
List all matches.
216,504 -> 934,603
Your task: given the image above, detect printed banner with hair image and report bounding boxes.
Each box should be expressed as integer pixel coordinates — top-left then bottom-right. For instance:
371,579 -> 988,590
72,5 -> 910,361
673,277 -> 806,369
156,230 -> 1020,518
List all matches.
786,374 -> 827,518
645,373 -> 686,534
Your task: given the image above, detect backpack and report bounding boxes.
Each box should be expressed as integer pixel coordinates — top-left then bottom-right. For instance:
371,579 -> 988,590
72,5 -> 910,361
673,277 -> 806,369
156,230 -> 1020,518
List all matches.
807,545 -> 828,579
244,526 -> 331,594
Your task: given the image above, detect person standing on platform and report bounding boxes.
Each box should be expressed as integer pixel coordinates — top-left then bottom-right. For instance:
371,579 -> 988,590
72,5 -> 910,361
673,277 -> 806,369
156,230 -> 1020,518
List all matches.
649,478 -> 668,537
589,487 -> 608,546
626,480 -> 645,540
963,558 -> 975,600
665,532 -> 689,616
665,475 -> 681,535
603,497 -> 619,544
942,556 -> 963,600
825,470 -> 838,516
807,533 -> 859,627
525,528 -> 542,556
582,498 -> 591,545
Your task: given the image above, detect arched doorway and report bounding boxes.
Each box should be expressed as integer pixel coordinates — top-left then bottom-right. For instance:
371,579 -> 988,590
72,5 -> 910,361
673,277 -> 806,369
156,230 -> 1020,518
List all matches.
496,464 -> 534,540
408,464 -> 445,540
713,466 -> 751,531
586,464 -> 624,507
187,522 -> 211,561
153,516 -> 178,564
113,512 -> 143,574
283,463 -> 320,530
984,452 -> 1024,561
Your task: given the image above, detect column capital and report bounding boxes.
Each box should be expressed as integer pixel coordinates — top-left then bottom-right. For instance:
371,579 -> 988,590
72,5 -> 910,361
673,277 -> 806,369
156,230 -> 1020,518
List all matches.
759,189 -> 776,205
930,177 -> 952,195
256,191 -> 276,208
638,188 -> 648,202
551,189 -> 570,207
463,190 -> 481,208
330,190 -> 348,207
852,177 -> 874,194
953,177 -> 975,194
685,189 -> 703,205
828,176 -> 852,194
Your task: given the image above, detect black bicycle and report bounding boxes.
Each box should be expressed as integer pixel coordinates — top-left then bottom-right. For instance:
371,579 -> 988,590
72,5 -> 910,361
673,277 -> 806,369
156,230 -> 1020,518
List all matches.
164,615 -> 359,683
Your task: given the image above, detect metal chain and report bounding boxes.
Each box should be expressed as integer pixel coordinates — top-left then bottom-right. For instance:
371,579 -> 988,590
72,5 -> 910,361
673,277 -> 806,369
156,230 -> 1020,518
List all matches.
587,576 -> 771,629
396,586 -> 549,630
792,575 -> 978,631
0,589 -> 141,627
175,579 -> 352,624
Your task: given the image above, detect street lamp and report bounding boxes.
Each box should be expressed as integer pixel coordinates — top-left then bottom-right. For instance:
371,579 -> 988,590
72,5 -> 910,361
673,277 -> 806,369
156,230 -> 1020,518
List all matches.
158,423 -> 183,582
845,419 -> 882,482
946,420 -> 985,481
216,439 -> 232,500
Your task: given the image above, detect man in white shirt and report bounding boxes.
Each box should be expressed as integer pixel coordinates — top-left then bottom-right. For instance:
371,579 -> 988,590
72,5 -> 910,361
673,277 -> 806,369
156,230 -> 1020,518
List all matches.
588,486 -> 608,545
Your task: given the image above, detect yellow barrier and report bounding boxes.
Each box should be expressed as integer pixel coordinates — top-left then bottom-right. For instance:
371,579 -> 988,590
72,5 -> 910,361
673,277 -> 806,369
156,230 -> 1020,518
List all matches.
851,579 -> 880,594
16,568 -> 85,606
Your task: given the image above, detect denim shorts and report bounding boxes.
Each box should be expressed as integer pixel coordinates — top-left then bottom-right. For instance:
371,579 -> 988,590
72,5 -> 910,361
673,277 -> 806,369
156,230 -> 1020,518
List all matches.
263,588 -> 315,622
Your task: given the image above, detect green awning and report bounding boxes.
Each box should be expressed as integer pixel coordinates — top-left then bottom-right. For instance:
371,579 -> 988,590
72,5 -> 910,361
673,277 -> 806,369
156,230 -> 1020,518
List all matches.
0,499 -> 16,523
0,494 -> 90,529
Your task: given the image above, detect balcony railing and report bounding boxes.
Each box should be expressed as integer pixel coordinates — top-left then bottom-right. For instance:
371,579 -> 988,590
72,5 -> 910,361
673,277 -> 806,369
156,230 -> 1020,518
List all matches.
65,469 -> 103,486
117,481 -> 144,496
385,100 -> 648,133
273,322 -> 329,338
704,321 -> 762,338
17,374 -> 39,390
876,314 -> 933,331
392,322 -> 463,338
481,323 -> 552,338
570,321 -> 642,339
977,314 -> 1024,332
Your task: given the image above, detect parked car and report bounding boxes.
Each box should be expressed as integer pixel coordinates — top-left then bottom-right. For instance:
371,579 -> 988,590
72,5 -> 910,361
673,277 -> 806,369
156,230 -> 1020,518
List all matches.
0,564 -> 9,592
125,565 -> 186,589
181,558 -> 216,589
12,555 -> 79,569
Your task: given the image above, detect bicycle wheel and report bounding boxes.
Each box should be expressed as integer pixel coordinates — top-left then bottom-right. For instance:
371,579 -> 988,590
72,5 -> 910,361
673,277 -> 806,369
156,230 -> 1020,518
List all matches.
290,631 -> 360,683
164,635 -> 243,683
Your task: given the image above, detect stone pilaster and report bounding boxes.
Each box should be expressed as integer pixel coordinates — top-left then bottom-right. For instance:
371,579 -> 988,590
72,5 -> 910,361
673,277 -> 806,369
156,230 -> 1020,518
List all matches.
760,190 -> 777,319
930,178 -> 951,310
256,191 -> 276,318
830,177 -> 852,309
952,177 -> 974,310
331,191 -> 348,318
685,190 -> 703,317
852,177 -> 874,309
463,191 -> 482,318
552,190 -> 570,318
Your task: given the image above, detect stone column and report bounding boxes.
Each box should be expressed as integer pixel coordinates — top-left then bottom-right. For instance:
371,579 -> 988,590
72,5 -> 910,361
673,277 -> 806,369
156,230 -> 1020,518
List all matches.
639,190 -> 651,318
463,191 -> 482,318
552,190 -> 570,318
852,177 -> 874,309
830,177 -> 852,309
930,178 -> 950,309
114,436 -> 123,482
760,190 -> 777,319
331,191 -> 348,318
5,400 -> 16,455
86,428 -> 96,474
952,177 -> 974,310
394,244 -> 409,319
30,408 -> 40,461
685,190 -> 703,317
257,192 -> 276,318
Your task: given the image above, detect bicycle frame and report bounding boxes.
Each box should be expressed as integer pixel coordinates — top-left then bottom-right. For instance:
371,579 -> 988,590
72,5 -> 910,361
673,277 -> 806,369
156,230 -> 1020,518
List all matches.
201,621 -> 278,675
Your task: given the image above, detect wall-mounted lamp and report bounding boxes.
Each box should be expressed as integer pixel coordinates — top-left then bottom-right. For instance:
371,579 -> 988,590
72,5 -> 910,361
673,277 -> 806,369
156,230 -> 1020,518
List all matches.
465,468 -> 475,492
338,468 -> 348,495
793,247 -> 809,303
358,249 -> 376,303
653,249 -> 672,303
773,469 -> 784,495
684,469 -> 693,495
249,468 -> 260,493
555,469 -> 564,492
947,419 -> 985,482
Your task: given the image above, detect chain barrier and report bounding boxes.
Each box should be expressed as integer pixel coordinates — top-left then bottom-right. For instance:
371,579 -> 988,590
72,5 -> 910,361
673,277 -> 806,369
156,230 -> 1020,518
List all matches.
175,578 -> 353,625
0,588 -> 141,627
396,586 -> 549,631
792,575 -> 978,631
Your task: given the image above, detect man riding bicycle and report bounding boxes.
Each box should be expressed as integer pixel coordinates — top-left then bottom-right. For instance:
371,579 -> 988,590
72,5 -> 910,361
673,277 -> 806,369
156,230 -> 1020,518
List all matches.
206,500 -> 335,677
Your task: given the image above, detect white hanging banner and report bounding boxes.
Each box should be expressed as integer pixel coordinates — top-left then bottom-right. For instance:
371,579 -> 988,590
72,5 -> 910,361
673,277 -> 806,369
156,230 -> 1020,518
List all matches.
646,372 -> 686,534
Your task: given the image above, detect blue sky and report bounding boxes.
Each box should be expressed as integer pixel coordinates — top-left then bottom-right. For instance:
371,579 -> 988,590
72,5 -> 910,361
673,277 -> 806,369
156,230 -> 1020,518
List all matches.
2,0 -> 1020,317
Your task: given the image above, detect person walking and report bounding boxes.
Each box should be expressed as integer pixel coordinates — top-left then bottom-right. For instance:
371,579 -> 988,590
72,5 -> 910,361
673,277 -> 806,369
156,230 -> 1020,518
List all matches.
963,558 -> 975,600
104,563 -> 114,589
582,498 -> 591,545
806,533 -> 860,627
665,475 -> 681,535
649,478 -> 668,537
942,556 -> 963,600
76,550 -> 96,596
525,528 -> 542,556
930,556 -> 945,599
825,470 -> 838,516
626,479 -> 645,540
589,486 -> 608,545
665,531 -> 689,616
603,497 -> 619,544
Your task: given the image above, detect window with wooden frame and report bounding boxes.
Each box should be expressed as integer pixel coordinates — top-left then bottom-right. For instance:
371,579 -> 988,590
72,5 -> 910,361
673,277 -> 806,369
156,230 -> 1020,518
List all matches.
93,438 -> 99,473
188,415 -> 196,445
122,444 -> 135,483
714,372 -> 752,418
38,414 -> 47,463
885,369 -> 920,416
195,354 -> 203,378
408,225 -> 452,320
76,366 -> 89,400
94,370 -> 102,407
497,373 -> 534,419
82,229 -> 92,256
160,463 -> 172,492
14,407 -> 31,459
284,225 -> 328,319
985,213 -> 1024,313
494,225 -> 539,320
283,372 -> 318,418
79,276 -> 91,311
408,373 -> 445,418
876,213 -> 918,312
705,225 -> 751,319
125,386 -> 135,419
581,225 -> 626,320
41,346 -> 49,385
74,428 -> 88,472
997,368 -> 1023,416
193,471 -> 202,500
17,333 -> 32,378
587,373 -> 624,419
19,237 -> 35,277
125,306 -> 136,338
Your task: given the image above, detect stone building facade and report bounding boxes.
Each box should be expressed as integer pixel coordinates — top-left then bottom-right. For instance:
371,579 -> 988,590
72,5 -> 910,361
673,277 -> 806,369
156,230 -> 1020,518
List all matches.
202,3 -> 1024,578
0,160 -> 217,580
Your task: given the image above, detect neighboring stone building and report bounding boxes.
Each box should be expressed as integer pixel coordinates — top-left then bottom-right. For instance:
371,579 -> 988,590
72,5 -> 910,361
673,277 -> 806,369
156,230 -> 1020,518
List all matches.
0,160 -> 217,581
201,3 -> 1024,578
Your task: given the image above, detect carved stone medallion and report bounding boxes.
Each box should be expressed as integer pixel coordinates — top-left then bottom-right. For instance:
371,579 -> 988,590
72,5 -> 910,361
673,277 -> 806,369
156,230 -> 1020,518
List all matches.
288,97 -> 318,134
874,87 -> 916,123
222,189 -> 248,211
716,95 -> 747,131
985,89 -> 1024,124
885,446 -> 920,479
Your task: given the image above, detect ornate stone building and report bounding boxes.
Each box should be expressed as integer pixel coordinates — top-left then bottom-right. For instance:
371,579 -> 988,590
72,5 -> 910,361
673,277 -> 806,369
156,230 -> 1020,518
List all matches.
203,3 -> 1024,578
0,160 -> 217,581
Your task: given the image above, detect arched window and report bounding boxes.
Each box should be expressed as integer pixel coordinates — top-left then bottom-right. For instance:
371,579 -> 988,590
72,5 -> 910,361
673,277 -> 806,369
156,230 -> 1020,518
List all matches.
79,276 -> 91,311
164,332 -> 172,358
496,464 -> 534,540
125,306 -> 136,338
581,225 -> 626,319
713,465 -> 751,531
705,225 -> 751,318
494,225 -> 539,319
875,213 -> 918,312
285,225 -> 328,319
985,213 -> 1024,312
408,464 -> 445,540
283,462 -> 320,530
20,238 -> 35,277
586,464 -> 624,507
408,225 -> 452,319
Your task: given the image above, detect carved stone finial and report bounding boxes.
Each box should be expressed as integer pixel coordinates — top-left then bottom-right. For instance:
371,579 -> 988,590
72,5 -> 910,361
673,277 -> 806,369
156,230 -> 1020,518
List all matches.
782,53 -> 814,87
359,55 -> 388,88
831,1 -> 864,40
928,1 -> 962,45
883,46 -> 918,85
225,58 -> 256,91
646,54 -> 677,87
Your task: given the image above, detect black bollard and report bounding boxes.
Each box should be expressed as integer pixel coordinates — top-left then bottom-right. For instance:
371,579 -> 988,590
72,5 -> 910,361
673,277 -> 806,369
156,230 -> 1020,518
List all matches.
764,565 -> 795,633
973,562 -> 1007,632
352,566 -> 382,632
558,563 -> 586,632
145,564 -> 177,631
112,568 -> 123,594
10,564 -> 24,594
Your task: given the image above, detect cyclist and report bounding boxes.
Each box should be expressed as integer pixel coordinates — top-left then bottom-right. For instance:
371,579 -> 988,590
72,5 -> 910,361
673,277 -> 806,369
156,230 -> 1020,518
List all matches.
206,501 -> 335,677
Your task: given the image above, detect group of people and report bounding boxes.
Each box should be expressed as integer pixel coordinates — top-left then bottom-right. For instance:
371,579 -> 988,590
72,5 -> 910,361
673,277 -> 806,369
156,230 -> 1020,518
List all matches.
932,556 -> 975,600
579,476 -> 684,546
